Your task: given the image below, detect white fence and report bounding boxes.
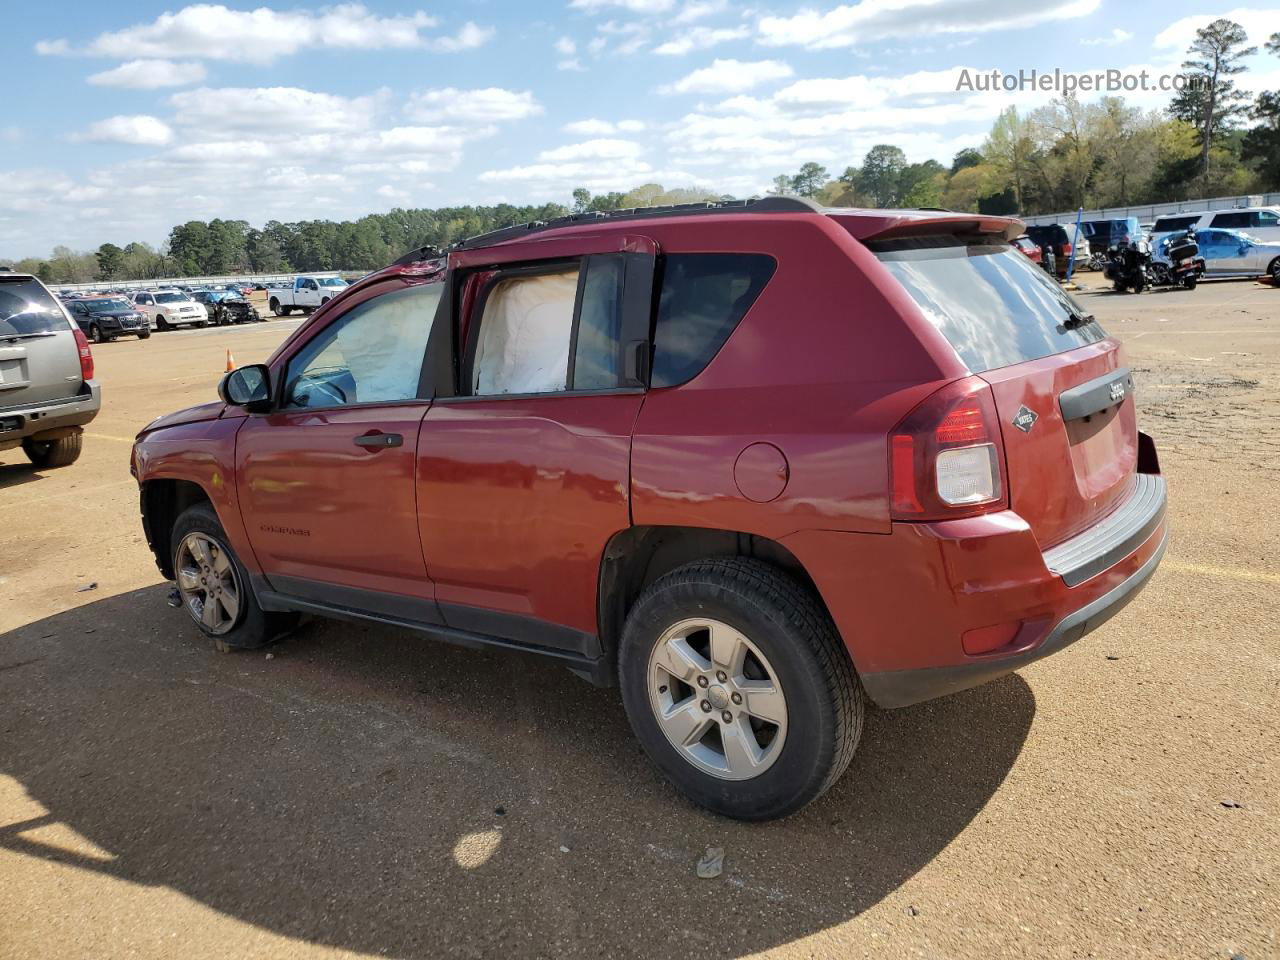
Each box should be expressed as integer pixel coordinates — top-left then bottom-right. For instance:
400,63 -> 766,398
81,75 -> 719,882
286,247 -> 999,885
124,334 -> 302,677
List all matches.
1019,193 -> 1280,227
49,271 -> 347,295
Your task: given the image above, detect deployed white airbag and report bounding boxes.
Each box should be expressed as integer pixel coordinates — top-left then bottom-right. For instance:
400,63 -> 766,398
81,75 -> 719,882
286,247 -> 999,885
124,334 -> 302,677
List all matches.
473,269 -> 579,395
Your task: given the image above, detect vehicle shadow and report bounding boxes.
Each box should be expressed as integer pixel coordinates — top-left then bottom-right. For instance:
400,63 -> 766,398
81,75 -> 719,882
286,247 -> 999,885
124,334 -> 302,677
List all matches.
0,460 -> 46,491
0,585 -> 1035,958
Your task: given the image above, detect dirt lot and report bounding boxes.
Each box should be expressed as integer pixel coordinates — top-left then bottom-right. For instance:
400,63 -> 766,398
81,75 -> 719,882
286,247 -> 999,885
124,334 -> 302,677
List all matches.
1,278 -> 1277,960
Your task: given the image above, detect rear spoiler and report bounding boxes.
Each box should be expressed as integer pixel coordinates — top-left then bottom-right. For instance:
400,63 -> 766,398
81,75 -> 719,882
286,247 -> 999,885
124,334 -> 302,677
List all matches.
832,211 -> 1024,244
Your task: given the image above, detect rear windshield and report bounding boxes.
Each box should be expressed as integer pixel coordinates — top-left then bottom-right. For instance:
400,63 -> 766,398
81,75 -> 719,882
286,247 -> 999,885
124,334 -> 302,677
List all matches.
0,277 -> 68,337
873,238 -> 1107,373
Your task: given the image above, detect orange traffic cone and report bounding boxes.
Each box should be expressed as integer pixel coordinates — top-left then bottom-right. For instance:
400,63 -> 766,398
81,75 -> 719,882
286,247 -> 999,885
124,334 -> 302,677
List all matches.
225,350 -> 235,372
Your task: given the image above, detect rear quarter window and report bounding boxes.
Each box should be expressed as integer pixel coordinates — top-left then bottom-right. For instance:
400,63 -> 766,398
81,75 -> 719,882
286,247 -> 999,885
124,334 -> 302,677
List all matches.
0,277 -> 68,336
872,238 -> 1107,373
1153,216 -> 1200,233
651,253 -> 775,388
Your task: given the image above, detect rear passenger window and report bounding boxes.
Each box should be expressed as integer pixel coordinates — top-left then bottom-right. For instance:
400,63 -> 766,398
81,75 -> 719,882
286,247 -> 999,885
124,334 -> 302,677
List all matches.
472,267 -> 579,395
651,254 -> 776,388
1211,212 -> 1249,229
469,256 -> 627,396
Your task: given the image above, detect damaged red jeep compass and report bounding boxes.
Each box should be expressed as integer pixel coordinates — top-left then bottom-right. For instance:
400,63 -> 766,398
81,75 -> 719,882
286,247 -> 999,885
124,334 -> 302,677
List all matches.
132,198 -> 1166,820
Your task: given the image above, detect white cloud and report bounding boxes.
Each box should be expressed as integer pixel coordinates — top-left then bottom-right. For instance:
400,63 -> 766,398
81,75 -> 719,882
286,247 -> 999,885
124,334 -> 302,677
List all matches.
538,139 -> 644,162
74,115 -> 174,146
169,87 -> 384,135
757,0 -> 1101,49
596,20 -> 651,55
673,0 -> 729,24
38,3 -> 487,65
34,39 -> 70,55
558,58 -> 586,71
88,59 -> 207,89
555,36 -> 577,55
1153,8 -> 1280,51
404,88 -> 543,122
569,0 -> 674,11
660,58 -> 794,94
427,22 -> 495,52
562,118 -> 647,135
653,25 -> 750,55
1081,28 -> 1132,46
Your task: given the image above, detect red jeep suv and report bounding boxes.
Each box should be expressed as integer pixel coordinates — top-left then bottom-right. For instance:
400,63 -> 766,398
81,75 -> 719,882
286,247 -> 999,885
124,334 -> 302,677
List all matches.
131,198 -> 1167,820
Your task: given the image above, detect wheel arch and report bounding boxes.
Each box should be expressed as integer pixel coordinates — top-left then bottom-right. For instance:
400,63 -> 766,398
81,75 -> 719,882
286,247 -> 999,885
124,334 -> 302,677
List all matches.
140,477 -> 215,579
597,525 -> 831,666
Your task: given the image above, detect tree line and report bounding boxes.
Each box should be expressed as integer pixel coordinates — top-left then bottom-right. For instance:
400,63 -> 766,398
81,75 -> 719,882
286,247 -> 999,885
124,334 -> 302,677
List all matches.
6,19 -> 1276,283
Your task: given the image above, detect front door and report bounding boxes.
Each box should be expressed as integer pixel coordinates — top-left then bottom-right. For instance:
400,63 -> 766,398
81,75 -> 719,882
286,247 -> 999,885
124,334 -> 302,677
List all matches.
237,279 -> 444,619
417,245 -> 654,655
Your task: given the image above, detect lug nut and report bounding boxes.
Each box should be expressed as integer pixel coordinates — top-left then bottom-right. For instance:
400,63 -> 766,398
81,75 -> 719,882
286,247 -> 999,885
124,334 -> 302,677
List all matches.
696,675 -> 709,688
716,670 -> 728,683
700,700 -> 712,713
721,711 -> 733,723
731,692 -> 742,705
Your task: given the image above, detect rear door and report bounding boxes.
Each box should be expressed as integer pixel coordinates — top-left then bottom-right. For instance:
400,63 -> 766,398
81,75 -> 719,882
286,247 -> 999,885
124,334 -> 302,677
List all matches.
416,236 -> 654,654
873,238 -> 1136,548
0,275 -> 84,409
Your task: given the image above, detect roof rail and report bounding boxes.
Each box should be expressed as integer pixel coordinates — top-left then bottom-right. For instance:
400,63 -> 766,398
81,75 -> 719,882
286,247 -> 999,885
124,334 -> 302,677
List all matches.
436,195 -> 823,255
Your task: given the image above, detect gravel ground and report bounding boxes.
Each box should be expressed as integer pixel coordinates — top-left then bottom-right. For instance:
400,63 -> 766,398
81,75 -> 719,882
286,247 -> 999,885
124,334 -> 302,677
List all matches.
1,279 -> 1277,959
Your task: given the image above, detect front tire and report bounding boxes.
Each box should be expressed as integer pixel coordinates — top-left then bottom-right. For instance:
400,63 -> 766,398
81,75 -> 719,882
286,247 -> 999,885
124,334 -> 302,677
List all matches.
619,558 -> 863,820
156,315 -> 170,331
22,431 -> 82,468
89,324 -> 103,344
170,504 -> 296,650
1269,258 -> 1280,284
138,330 -> 151,339
1183,276 -> 1198,290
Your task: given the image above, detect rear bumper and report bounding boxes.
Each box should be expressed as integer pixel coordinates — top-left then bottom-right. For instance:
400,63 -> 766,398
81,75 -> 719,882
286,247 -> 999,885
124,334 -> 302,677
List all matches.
784,470 -> 1168,709
0,381 -> 101,448
860,527 -> 1166,707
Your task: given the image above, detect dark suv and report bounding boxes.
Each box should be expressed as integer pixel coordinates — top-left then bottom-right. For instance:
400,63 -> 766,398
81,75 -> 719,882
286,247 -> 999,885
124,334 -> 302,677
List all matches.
67,295 -> 152,342
1,272 -> 99,467
131,199 -> 1167,820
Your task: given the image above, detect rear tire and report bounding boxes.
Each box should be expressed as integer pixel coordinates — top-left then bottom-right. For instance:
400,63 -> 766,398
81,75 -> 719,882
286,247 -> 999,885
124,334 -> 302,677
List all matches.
1269,258 -> 1280,284
1183,276 -> 1197,290
619,557 -> 863,821
22,431 -> 83,468
270,298 -> 287,317
170,504 -> 297,650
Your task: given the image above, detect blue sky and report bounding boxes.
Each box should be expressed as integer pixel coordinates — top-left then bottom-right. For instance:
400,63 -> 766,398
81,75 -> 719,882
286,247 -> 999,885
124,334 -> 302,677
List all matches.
3,0 -> 1279,259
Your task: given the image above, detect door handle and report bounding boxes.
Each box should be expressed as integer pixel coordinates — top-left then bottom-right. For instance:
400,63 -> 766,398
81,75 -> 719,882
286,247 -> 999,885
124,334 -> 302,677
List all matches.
353,432 -> 403,449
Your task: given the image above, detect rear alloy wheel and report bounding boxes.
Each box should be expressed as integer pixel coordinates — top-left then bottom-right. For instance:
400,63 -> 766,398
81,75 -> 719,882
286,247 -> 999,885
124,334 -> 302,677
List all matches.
170,504 -> 296,650
620,557 -> 863,820
22,431 -> 83,468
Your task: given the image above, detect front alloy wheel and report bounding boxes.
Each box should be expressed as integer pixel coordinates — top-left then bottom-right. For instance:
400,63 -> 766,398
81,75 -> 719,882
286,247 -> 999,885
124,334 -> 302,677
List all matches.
175,531 -> 242,635
648,618 -> 787,780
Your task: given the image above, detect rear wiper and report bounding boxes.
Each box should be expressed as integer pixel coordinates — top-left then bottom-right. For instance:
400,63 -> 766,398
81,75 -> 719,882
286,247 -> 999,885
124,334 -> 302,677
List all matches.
1063,313 -> 1095,330
0,331 -> 58,342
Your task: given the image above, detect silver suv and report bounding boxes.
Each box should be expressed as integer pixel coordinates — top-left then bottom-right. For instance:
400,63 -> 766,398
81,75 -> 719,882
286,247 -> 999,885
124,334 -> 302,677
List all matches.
0,271 -> 100,468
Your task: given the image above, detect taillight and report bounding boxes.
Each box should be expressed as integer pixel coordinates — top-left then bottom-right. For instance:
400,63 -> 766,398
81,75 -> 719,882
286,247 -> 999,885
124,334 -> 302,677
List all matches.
72,326 -> 94,381
889,376 -> 1007,522
1061,243 -> 1073,258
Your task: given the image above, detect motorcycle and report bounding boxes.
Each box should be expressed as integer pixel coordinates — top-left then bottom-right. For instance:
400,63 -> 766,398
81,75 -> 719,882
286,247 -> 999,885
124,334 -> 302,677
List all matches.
1150,229 -> 1206,290
1103,236 -> 1153,293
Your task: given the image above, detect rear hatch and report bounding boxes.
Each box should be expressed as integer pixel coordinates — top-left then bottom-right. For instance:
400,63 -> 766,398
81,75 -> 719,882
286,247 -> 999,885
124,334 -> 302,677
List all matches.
872,236 -> 1136,548
0,275 -> 84,409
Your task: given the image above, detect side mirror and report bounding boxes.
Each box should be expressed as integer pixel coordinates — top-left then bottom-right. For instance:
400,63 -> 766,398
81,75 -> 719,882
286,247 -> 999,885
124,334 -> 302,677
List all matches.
218,363 -> 271,411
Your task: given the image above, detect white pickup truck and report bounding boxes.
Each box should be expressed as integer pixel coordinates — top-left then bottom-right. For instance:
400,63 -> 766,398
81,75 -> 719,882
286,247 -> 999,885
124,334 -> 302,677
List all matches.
268,277 -> 349,316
